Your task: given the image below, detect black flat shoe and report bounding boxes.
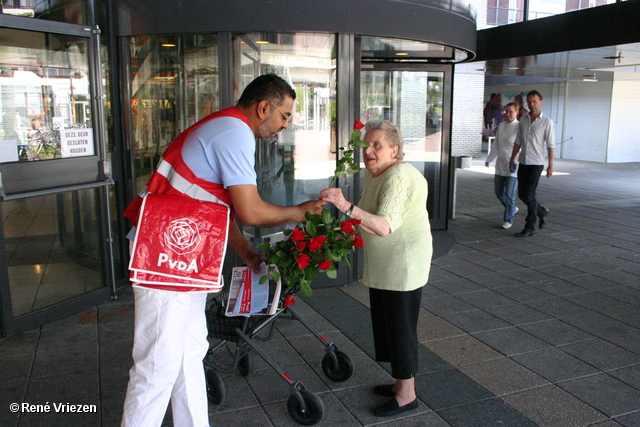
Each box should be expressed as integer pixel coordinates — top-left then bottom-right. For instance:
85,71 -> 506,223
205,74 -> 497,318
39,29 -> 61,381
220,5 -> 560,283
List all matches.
372,384 -> 395,397
538,207 -> 549,229
374,398 -> 418,417
515,229 -> 535,237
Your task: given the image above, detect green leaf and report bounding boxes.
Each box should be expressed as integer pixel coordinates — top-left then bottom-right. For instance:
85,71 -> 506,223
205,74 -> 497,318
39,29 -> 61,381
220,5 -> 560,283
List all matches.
306,220 -> 317,236
326,269 -> 337,279
300,281 -> 313,297
321,209 -> 332,224
346,165 -> 360,174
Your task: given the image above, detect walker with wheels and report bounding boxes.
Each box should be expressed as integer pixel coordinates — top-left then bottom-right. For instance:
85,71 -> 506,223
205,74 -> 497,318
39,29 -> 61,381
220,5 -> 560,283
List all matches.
203,284 -> 354,426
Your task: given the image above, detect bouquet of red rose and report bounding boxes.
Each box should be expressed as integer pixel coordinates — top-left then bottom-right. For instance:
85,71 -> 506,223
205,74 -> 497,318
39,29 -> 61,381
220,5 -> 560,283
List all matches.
258,120 -> 368,297
258,210 -> 363,297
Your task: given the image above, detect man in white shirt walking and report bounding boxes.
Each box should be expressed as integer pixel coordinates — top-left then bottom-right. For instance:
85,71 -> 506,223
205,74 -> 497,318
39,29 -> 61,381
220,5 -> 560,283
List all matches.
485,102 -> 519,229
509,90 -> 555,237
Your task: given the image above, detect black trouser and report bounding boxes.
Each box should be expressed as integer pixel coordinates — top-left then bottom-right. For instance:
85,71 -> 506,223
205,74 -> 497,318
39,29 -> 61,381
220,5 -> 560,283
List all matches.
517,164 -> 545,231
369,287 -> 422,380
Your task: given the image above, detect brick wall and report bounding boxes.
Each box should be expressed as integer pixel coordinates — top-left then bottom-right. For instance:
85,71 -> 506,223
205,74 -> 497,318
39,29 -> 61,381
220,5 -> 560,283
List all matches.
450,0 -> 487,158
452,62 -> 485,157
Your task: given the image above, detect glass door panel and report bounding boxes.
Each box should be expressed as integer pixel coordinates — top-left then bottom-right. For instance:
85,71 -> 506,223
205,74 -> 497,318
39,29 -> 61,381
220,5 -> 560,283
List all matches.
129,35 -> 219,193
2,188 -> 105,316
231,33 -> 337,248
230,33 -> 345,287
360,68 -> 448,228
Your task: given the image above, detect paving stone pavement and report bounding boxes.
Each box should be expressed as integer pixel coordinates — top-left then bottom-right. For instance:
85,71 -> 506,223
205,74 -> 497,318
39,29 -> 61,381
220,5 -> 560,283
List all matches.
1,157 -> 639,426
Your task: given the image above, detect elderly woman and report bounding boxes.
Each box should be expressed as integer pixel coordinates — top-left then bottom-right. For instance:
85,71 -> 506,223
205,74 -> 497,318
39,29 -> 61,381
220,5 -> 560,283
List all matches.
319,120 -> 432,417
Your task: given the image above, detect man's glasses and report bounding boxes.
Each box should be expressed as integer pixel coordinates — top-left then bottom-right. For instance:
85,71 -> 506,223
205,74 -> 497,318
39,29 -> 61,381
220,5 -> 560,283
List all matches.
269,101 -> 292,123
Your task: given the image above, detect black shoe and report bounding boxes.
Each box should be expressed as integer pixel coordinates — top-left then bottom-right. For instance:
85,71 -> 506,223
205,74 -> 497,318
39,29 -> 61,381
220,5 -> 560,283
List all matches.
515,229 -> 535,237
373,384 -> 396,397
374,398 -> 418,417
538,207 -> 549,229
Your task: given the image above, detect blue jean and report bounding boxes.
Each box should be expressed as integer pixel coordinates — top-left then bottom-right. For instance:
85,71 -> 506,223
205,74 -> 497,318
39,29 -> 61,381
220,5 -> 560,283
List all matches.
517,164 -> 545,231
494,175 -> 518,223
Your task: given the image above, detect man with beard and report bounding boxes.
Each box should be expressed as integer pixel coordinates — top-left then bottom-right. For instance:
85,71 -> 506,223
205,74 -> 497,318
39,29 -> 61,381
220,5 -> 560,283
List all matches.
121,74 -> 325,427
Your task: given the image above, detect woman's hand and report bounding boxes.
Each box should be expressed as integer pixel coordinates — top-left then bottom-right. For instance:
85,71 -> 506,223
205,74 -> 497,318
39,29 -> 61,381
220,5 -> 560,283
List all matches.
319,188 -> 391,237
318,188 -> 350,213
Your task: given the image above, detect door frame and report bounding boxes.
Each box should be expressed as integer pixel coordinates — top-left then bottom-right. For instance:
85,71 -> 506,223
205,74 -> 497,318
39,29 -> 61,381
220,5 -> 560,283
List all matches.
358,62 -> 454,230
0,15 -> 114,337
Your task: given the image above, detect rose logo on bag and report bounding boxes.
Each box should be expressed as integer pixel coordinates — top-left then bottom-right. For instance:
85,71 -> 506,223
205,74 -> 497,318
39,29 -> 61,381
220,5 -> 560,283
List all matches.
164,218 -> 202,255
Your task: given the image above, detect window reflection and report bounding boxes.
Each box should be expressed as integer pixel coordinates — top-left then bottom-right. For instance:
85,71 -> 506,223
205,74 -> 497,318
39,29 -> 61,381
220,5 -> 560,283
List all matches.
0,28 -> 92,163
487,0 -> 619,26
361,70 -> 444,220
129,35 -> 219,191
231,33 -> 337,248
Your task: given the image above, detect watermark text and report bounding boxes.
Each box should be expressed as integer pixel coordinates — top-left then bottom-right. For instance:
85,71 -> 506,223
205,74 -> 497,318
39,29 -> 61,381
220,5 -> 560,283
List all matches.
9,402 -> 97,413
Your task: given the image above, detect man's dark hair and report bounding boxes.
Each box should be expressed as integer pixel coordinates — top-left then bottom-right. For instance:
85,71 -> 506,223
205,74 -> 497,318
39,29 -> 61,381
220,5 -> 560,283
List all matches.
236,73 -> 296,108
527,90 -> 543,100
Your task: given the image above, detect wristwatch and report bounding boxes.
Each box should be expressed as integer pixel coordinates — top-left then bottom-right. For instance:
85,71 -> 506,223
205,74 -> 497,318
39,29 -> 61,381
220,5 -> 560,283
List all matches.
345,203 -> 355,217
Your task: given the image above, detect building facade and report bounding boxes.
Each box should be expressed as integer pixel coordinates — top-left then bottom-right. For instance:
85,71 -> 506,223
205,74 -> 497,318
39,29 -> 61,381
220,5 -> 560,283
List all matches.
0,0 -> 476,335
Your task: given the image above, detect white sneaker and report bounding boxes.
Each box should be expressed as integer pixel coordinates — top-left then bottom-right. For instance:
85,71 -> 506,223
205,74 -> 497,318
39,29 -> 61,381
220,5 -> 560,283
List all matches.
515,207 -> 519,214
502,221 -> 512,229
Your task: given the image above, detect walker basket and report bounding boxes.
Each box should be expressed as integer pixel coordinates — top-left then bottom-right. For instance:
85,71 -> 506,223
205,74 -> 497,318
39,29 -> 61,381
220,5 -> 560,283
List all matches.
205,292 -> 258,343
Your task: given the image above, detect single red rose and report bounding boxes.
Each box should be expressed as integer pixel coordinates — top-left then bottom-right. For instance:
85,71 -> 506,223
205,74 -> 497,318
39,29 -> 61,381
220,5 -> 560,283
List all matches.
351,218 -> 362,225
354,236 -> 364,248
291,227 -> 306,243
341,220 -> 353,233
308,235 -> 327,252
297,254 -> 310,269
353,120 -> 365,130
318,260 -> 332,271
284,295 -> 296,307
295,241 -> 306,251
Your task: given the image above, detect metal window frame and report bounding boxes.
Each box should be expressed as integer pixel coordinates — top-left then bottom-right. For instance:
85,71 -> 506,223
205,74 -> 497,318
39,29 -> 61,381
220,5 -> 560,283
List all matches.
0,14 -> 113,201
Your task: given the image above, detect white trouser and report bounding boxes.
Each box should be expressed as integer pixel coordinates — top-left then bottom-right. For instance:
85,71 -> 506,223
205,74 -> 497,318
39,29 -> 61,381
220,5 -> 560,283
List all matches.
121,287 -> 210,427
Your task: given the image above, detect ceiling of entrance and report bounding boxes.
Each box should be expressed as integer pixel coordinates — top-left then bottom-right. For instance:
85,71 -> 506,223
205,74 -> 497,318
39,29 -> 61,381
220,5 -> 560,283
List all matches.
482,42 -> 640,85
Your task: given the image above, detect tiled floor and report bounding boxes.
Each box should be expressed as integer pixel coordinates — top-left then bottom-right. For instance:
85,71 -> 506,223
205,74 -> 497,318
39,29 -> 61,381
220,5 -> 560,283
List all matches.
1,157 -> 639,426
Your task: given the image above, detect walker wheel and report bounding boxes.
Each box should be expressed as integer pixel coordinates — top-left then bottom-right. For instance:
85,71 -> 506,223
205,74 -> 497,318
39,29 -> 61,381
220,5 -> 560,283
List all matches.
205,367 -> 226,405
321,350 -> 353,382
287,390 -> 324,425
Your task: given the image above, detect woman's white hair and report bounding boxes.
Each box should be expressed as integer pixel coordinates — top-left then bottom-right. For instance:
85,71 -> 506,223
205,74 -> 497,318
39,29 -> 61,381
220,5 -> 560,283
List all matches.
364,120 -> 405,160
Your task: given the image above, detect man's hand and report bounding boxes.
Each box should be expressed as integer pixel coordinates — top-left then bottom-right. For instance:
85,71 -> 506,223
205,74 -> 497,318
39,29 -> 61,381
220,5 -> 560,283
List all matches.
297,199 -> 326,217
485,161 -> 490,167
244,251 -> 265,274
229,185 -> 325,227
546,165 -> 554,177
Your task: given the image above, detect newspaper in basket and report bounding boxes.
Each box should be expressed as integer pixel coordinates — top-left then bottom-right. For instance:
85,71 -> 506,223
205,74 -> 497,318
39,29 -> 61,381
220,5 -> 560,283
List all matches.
129,193 -> 230,291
